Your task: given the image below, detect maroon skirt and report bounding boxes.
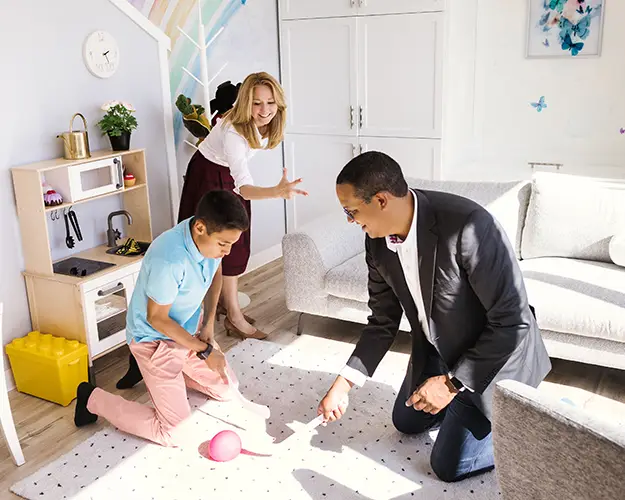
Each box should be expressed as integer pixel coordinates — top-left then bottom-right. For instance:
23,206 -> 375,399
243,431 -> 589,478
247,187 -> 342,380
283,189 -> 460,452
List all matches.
178,151 -> 251,277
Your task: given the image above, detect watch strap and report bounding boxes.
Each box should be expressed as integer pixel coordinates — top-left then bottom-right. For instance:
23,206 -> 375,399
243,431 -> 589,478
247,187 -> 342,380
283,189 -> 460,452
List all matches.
449,375 -> 466,392
196,343 -> 213,360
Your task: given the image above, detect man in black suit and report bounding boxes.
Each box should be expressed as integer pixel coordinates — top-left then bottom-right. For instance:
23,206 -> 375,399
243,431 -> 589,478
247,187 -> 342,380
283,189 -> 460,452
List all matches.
318,151 -> 551,482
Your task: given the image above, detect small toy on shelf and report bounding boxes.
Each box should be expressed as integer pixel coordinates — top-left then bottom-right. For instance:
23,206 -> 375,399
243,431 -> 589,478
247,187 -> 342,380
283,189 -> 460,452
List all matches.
42,180 -> 63,206
124,173 -> 136,187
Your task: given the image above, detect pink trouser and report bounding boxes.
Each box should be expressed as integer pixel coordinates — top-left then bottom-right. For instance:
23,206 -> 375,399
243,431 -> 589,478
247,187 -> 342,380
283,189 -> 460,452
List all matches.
87,340 -> 236,447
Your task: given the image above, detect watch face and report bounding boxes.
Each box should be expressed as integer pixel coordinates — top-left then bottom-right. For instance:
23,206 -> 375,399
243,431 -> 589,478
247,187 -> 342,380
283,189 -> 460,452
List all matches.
83,30 -> 120,78
450,377 -> 464,390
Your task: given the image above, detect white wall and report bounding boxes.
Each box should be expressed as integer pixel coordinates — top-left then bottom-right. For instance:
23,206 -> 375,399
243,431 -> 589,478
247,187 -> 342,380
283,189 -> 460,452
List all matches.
0,0 -> 173,384
442,0 -> 625,181
174,0 -> 285,263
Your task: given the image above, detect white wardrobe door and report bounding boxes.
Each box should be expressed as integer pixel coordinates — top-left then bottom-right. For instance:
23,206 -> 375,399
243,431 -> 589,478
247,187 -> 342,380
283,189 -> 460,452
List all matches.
359,136 -> 441,180
358,12 -> 443,139
279,0 -> 357,20
357,0 -> 445,16
284,134 -> 359,231
281,18 -> 358,137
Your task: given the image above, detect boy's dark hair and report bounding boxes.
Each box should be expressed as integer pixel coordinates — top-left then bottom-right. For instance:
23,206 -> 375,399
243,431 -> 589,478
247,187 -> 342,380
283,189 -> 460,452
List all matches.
194,190 -> 249,234
336,151 -> 409,202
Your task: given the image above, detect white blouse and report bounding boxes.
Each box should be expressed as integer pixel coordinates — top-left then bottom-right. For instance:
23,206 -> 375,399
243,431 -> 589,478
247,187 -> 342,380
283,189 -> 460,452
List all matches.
198,118 -> 268,194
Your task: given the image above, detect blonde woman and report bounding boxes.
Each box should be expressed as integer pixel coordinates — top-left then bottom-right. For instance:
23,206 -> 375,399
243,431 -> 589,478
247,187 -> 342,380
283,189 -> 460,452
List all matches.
117,72 -> 303,389
117,72 -> 306,390
178,72 -> 306,339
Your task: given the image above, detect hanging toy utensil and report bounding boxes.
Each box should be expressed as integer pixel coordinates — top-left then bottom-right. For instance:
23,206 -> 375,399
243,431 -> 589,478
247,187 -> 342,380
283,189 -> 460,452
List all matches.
63,210 -> 75,249
68,208 -> 83,241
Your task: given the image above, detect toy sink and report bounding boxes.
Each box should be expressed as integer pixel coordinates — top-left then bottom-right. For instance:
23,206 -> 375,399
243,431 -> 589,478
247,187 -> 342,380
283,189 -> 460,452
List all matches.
105,240 -> 150,257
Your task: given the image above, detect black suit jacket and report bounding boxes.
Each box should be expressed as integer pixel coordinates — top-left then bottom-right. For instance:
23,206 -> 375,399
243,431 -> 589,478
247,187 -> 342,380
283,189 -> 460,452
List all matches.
346,189 -> 552,420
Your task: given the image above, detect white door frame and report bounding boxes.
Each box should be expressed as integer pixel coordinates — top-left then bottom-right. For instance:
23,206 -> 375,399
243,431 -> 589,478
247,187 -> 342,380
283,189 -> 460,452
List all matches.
108,0 -> 179,223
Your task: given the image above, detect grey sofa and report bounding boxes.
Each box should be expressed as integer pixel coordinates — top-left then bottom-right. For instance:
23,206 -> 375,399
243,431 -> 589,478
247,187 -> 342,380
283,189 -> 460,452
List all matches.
282,172 -> 625,370
492,379 -> 625,499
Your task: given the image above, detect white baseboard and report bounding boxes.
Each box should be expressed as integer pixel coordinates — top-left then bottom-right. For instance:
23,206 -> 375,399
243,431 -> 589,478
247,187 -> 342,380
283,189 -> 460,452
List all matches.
5,367 -> 15,392
244,243 -> 282,275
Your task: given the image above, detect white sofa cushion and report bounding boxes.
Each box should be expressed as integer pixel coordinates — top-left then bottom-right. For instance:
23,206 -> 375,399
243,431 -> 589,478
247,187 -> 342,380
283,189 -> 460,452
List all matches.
521,172 -> 625,261
325,252 -> 368,302
325,253 -> 625,344
407,178 -> 531,259
609,234 -> 625,267
520,257 -> 625,343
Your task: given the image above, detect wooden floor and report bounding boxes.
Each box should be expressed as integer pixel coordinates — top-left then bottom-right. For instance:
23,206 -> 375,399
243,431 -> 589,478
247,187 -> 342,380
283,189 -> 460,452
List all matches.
2,259 -> 625,497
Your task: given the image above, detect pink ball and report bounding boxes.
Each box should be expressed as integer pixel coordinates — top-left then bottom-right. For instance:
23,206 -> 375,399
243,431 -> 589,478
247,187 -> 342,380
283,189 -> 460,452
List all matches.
209,430 -> 242,462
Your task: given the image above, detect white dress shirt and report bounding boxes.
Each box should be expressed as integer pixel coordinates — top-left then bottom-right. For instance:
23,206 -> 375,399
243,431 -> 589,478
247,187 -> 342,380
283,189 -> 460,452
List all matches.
198,118 -> 268,194
340,190 -> 428,387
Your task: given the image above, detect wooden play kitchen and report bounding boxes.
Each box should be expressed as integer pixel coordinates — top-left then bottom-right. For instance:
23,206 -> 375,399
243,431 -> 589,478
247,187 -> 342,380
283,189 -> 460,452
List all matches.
11,149 -> 152,386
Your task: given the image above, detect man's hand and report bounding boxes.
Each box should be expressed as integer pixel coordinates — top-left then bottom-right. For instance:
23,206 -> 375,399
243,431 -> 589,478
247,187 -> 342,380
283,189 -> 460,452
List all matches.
405,375 -> 458,415
204,348 -> 228,384
318,376 -> 352,423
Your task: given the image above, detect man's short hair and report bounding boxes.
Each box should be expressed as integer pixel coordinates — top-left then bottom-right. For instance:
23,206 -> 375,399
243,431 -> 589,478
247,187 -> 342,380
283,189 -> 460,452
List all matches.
194,190 -> 249,234
336,151 -> 409,202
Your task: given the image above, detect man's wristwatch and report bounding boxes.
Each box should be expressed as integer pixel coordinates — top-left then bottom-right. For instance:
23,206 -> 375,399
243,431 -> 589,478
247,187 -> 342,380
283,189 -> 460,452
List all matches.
196,343 -> 214,360
448,375 -> 466,392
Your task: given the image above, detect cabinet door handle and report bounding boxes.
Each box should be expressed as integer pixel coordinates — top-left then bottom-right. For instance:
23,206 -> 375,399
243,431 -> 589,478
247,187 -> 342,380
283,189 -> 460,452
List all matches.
359,106 -> 363,129
350,106 -> 354,129
350,0 -> 356,6
360,144 -> 364,155
359,0 -> 365,6
97,282 -> 124,297
352,144 -> 357,158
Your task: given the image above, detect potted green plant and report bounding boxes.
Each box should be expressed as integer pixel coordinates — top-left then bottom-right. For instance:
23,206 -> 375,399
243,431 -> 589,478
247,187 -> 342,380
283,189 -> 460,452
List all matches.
97,101 -> 138,151
175,94 -> 211,146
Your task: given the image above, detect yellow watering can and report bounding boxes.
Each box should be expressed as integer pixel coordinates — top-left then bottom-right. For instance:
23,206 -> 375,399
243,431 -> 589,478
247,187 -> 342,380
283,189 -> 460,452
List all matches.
58,113 -> 91,160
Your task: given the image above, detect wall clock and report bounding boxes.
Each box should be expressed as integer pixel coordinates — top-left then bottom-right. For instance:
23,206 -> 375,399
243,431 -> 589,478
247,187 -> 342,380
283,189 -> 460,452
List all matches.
83,30 -> 120,79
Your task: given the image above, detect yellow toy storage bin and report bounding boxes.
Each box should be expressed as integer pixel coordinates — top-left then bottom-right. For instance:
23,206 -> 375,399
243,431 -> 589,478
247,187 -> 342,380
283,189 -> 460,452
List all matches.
5,331 -> 89,406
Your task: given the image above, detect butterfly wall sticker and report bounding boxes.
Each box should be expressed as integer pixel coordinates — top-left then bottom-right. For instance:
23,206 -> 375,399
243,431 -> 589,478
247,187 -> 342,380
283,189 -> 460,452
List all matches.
561,33 -> 584,56
620,128 -> 625,135
530,96 -> 547,112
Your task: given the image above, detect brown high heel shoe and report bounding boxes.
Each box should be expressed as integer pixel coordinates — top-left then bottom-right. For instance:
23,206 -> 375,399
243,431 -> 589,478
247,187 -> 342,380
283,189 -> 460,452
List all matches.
216,303 -> 256,325
224,318 -> 268,340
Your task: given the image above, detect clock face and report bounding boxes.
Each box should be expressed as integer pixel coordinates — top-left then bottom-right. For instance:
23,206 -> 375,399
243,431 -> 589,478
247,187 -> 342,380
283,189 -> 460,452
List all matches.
83,30 -> 120,78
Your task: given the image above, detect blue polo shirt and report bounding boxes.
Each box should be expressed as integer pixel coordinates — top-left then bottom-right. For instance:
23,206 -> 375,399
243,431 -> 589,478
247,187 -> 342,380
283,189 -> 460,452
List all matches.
126,218 -> 221,343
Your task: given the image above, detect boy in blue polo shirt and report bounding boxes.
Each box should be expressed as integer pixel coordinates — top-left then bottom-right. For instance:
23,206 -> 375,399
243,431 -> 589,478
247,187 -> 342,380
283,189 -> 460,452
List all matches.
74,190 -> 249,447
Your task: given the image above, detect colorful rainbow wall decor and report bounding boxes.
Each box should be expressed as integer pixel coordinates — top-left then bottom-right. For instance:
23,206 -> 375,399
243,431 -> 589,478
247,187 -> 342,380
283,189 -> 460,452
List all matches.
127,0 -> 247,147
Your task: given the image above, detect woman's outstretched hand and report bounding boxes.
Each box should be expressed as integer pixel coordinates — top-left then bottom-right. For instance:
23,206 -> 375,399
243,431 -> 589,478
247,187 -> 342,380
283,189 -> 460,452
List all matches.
275,168 -> 309,199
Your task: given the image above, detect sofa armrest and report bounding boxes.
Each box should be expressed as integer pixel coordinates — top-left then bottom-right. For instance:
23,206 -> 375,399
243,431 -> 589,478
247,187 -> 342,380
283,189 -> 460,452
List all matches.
282,215 -> 365,313
609,234 -> 625,267
493,380 -> 625,500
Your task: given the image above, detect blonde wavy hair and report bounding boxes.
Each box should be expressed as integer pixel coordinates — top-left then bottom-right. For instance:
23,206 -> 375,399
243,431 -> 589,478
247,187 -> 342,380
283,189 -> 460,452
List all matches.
222,72 -> 286,150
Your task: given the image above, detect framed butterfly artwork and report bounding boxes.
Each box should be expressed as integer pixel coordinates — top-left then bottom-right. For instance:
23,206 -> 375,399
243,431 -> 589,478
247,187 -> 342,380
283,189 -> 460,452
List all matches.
526,0 -> 606,58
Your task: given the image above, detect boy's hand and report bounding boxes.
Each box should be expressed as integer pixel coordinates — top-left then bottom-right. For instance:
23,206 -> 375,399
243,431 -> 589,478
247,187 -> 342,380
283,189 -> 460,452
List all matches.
197,326 -> 214,344
204,348 -> 228,384
196,327 -> 220,351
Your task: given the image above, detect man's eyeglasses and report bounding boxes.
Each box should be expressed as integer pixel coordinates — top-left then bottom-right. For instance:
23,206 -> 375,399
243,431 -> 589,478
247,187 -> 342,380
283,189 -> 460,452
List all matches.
343,206 -> 357,221
342,200 -> 366,221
